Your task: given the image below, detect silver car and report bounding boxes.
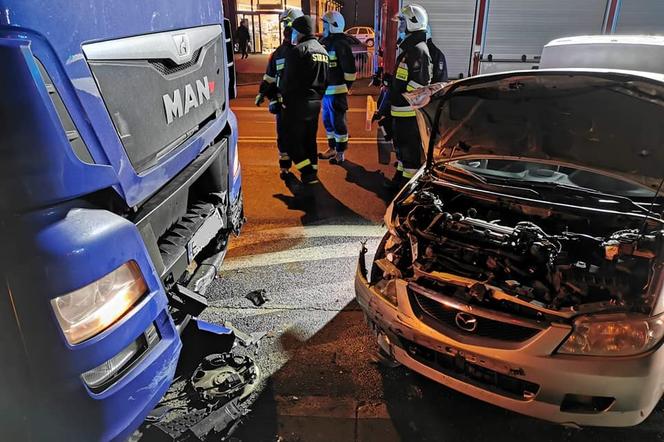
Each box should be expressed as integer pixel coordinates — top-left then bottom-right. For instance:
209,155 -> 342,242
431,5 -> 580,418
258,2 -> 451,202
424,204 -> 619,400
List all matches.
356,68 -> 664,427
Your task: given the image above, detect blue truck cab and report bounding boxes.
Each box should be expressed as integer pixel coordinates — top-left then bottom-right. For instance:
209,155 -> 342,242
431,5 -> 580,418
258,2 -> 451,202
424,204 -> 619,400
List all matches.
0,1 -> 242,440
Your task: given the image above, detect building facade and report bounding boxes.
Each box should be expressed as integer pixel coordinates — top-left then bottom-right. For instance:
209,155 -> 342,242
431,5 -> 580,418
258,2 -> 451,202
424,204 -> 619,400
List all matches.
224,0 -> 342,54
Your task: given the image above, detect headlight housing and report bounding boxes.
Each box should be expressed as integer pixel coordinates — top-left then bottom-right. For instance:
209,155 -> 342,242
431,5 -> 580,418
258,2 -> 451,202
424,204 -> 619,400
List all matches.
558,313 -> 664,357
51,261 -> 148,345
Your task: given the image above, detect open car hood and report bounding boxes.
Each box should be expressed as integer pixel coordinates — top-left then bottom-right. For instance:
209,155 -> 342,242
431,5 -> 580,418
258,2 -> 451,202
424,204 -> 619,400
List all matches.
407,69 -> 664,190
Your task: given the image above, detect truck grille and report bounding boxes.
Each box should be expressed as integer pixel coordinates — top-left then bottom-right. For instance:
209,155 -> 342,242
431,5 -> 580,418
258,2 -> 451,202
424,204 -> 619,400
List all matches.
84,25 -> 226,173
149,48 -> 202,76
400,337 -> 540,401
409,289 -> 541,343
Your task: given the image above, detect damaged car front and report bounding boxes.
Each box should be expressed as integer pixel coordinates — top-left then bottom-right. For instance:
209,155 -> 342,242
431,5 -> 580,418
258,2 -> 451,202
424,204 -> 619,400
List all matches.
356,69 -> 664,427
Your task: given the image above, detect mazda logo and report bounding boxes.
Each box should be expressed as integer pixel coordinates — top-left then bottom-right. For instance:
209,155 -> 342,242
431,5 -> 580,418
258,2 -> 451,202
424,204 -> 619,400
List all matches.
455,312 -> 478,332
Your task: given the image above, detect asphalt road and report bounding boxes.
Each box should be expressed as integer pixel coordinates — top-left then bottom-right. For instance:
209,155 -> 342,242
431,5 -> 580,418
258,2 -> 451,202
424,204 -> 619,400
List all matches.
170,86 -> 664,442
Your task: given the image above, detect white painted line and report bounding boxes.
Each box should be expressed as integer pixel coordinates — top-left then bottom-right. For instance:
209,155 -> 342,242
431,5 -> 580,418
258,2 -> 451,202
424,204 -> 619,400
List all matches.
222,239 -> 381,271
239,138 -> 377,144
231,106 -> 366,113
253,224 -> 385,239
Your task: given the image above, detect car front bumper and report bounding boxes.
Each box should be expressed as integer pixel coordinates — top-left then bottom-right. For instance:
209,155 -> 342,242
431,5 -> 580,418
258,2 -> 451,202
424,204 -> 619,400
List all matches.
355,249 -> 664,427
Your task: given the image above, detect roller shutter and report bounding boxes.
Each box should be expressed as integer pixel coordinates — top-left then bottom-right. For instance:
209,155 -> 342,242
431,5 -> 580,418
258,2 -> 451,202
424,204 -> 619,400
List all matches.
614,0 -> 664,35
403,0 -> 478,78
482,0 -> 609,58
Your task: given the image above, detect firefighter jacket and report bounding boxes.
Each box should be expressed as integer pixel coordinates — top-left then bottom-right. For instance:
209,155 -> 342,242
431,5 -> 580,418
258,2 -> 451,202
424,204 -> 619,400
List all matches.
259,40 -> 292,102
389,30 -> 432,118
427,39 -> 448,83
281,35 -> 329,106
320,33 -> 357,95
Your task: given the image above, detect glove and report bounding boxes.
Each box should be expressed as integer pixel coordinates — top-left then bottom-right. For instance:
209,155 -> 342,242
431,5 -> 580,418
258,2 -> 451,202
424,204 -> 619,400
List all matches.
255,93 -> 265,106
372,112 -> 381,122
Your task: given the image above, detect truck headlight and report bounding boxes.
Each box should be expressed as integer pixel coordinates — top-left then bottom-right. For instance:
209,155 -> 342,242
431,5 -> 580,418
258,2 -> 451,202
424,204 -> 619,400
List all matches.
558,314 -> 664,357
51,261 -> 148,345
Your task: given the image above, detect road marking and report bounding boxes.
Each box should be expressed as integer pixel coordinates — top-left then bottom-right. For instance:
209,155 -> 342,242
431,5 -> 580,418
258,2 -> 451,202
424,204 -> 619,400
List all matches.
254,224 -> 385,238
222,238 -> 382,271
231,225 -> 385,249
232,106 -> 366,113
239,137 -> 377,144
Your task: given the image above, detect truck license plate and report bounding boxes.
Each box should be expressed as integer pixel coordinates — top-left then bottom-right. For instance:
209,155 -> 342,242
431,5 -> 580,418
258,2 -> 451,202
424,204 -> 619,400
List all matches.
187,209 -> 224,262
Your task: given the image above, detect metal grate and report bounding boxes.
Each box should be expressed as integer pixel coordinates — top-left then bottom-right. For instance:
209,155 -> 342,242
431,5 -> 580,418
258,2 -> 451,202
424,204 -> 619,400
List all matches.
149,48 -> 202,76
410,290 -> 541,343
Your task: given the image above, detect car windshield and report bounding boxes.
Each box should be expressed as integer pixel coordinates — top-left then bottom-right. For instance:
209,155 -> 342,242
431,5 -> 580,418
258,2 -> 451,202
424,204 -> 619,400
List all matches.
442,159 -> 658,199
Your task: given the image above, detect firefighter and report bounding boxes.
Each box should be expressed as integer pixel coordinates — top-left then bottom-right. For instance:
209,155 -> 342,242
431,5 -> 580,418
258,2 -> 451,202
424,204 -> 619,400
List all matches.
426,25 -> 448,83
255,8 -> 303,179
318,11 -> 357,165
280,15 -> 329,187
388,4 -> 432,189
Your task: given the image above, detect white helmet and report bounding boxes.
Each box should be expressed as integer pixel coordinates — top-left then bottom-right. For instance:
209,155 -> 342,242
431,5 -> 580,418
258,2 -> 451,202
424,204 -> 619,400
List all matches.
322,11 -> 345,34
398,4 -> 428,33
279,8 -> 303,26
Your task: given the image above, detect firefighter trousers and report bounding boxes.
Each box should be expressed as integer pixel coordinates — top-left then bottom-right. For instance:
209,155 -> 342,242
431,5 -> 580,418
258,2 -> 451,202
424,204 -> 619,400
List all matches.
322,93 -> 349,152
392,116 -> 424,179
282,99 -> 321,182
275,113 -> 292,170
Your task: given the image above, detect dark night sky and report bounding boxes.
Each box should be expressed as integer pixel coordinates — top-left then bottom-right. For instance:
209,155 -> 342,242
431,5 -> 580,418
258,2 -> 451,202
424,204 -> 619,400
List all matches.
341,0 -> 375,28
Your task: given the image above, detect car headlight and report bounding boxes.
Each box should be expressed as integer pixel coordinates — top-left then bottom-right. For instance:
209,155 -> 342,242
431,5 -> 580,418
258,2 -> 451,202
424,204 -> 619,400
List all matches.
51,261 -> 148,345
558,314 -> 664,357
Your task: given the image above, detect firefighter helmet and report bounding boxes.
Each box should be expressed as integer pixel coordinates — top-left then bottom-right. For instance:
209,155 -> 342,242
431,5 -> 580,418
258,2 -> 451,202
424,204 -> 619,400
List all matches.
279,8 -> 304,27
398,4 -> 428,33
322,11 -> 345,34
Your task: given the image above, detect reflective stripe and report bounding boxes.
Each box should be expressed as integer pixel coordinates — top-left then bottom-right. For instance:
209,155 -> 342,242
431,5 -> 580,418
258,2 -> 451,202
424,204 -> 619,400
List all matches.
335,133 -> 349,143
325,84 -> 349,95
312,164 -> 319,170
391,105 -> 416,117
408,80 -> 424,89
276,58 -> 286,71
397,162 -> 404,172
326,132 -> 336,140
295,159 -> 311,170
344,72 -> 357,81
269,100 -> 279,105
396,62 -> 408,81
328,51 -> 337,60
263,74 -> 276,84
406,84 -> 416,92
402,168 -> 418,178
279,153 -> 290,160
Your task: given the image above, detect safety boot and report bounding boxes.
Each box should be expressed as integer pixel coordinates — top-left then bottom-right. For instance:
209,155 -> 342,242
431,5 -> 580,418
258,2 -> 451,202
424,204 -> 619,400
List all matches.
318,148 -> 336,160
329,152 -> 345,165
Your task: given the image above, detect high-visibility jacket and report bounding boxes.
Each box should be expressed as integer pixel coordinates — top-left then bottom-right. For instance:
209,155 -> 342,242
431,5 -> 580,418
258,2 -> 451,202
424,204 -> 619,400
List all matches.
320,33 -> 357,95
389,30 -> 432,118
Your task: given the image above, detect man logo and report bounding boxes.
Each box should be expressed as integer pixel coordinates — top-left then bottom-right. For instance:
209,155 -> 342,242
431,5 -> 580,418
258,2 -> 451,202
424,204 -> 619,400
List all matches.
162,76 -> 213,124
173,34 -> 190,57
455,312 -> 478,333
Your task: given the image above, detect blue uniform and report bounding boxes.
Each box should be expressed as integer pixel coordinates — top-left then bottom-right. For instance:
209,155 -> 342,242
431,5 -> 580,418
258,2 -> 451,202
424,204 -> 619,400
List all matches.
321,33 -> 356,153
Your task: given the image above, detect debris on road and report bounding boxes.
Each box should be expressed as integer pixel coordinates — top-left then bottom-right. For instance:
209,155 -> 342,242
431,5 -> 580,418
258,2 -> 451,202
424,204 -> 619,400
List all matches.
141,320 -> 261,442
245,289 -> 269,306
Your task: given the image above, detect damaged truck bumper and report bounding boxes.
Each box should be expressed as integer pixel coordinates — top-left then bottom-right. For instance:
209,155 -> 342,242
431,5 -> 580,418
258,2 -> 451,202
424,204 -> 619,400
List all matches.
355,249 -> 664,427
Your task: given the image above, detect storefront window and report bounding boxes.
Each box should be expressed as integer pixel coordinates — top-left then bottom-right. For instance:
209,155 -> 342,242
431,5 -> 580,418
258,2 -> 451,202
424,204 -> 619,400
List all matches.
235,0 -> 303,54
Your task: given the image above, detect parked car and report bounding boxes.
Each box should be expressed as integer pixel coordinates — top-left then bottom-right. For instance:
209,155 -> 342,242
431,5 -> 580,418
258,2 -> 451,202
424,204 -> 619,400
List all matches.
356,67 -> 664,427
346,26 -> 374,47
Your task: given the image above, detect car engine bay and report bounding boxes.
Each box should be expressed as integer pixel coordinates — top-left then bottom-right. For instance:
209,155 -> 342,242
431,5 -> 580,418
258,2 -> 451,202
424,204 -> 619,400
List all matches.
376,178 -> 664,320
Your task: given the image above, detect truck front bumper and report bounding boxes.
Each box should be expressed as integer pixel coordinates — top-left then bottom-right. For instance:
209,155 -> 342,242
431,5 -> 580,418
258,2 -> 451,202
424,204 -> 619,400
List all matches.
355,250 -> 664,428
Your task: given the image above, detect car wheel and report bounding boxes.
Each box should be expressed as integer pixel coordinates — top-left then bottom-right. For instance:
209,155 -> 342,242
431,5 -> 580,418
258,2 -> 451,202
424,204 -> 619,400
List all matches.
366,38 -> 374,48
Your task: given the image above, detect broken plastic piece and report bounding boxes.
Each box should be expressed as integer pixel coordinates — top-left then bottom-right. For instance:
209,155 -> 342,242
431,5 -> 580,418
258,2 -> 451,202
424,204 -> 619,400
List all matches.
245,289 -> 268,307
